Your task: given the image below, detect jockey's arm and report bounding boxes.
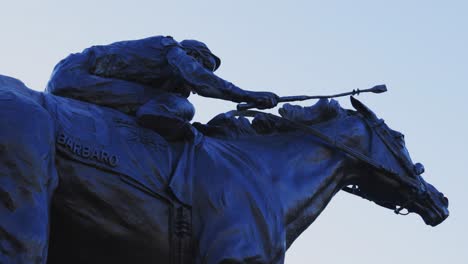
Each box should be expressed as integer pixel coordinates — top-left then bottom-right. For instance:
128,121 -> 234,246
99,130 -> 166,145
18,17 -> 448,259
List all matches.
166,47 -> 278,108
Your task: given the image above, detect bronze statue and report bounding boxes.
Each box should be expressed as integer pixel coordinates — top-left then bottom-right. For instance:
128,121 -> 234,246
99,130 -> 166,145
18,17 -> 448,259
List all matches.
0,36 -> 449,263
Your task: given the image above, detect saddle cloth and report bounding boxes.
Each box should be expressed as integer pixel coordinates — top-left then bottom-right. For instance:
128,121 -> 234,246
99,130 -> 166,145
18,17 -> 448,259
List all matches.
43,94 -> 198,206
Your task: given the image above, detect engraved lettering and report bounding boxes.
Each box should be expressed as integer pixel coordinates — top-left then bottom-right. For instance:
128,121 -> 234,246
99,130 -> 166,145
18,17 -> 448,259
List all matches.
101,151 -> 109,163
82,146 -> 91,158
57,133 -> 66,145
91,149 -> 101,161
109,155 -> 118,167
73,143 -> 82,155
66,138 -> 74,151
56,132 -> 119,167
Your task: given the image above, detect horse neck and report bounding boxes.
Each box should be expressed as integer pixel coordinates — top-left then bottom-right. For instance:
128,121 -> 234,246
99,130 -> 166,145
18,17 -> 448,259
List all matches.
242,114 -> 368,248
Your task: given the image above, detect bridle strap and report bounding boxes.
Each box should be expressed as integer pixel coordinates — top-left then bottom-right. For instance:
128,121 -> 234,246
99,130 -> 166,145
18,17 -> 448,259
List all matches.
362,117 -> 416,178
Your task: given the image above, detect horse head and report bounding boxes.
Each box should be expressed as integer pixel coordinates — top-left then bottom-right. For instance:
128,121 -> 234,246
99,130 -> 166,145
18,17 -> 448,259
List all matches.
345,96 -> 449,226
222,97 -> 449,228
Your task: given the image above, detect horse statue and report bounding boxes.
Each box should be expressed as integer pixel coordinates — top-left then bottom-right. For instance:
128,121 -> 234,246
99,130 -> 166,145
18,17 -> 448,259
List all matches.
0,74 -> 448,264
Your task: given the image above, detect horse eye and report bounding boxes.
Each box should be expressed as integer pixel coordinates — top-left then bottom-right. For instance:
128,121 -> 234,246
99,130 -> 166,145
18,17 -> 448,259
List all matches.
393,132 -> 404,140
413,163 -> 425,175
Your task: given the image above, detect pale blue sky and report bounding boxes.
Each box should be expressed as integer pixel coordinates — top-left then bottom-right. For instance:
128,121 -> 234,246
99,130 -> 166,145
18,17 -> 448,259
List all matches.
1,1 -> 466,263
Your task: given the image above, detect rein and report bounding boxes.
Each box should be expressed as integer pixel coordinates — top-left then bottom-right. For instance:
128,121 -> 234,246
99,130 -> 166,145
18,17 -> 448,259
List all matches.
228,109 -> 426,215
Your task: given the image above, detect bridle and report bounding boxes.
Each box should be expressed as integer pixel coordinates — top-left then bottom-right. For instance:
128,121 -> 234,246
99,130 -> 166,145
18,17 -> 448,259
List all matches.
228,109 -> 428,215
356,113 -> 428,215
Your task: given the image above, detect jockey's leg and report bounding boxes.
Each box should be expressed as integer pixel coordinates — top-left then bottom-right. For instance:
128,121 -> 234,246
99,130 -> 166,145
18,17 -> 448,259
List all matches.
0,89 -> 58,263
136,93 -> 195,141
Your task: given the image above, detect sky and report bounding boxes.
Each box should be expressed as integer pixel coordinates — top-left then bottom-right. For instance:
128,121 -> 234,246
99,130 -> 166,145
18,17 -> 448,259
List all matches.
0,0 -> 467,263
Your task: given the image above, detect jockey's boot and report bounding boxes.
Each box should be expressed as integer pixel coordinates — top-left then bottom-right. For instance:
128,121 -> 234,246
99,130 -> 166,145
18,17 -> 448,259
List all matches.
136,94 -> 195,141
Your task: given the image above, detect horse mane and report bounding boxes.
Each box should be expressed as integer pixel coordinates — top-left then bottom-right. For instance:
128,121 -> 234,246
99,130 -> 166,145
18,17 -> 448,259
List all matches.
193,99 -> 346,138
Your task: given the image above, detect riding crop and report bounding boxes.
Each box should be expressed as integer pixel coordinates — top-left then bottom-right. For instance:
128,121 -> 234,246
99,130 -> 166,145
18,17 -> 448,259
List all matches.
237,84 -> 387,111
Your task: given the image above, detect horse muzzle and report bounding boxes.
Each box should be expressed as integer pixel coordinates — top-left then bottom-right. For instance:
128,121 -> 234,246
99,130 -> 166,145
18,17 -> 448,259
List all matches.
409,177 -> 449,226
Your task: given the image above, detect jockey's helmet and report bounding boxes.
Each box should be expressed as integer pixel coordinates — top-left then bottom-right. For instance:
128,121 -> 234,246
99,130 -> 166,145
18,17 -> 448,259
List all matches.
180,40 -> 221,72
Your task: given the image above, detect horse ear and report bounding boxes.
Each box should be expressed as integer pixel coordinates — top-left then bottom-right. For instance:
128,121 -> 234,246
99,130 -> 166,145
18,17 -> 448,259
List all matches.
350,96 -> 378,120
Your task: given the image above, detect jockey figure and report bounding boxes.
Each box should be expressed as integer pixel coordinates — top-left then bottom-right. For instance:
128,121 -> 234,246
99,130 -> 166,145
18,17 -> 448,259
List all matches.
46,36 -> 279,140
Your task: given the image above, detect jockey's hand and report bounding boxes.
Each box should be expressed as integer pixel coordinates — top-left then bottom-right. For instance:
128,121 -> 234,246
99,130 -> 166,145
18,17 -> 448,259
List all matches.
245,91 -> 279,109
